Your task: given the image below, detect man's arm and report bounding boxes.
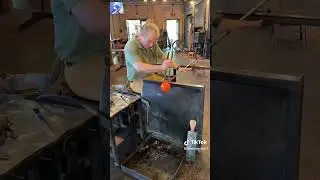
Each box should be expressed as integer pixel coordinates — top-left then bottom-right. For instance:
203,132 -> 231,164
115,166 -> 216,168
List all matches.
155,43 -> 180,69
230,19 -> 262,29
125,43 -> 167,73
64,0 -> 108,35
218,19 -> 262,31
134,62 -> 166,73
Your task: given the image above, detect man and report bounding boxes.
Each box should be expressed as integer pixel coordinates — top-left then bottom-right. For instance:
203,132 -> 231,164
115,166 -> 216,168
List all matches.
50,0 -> 108,101
124,20 -> 177,93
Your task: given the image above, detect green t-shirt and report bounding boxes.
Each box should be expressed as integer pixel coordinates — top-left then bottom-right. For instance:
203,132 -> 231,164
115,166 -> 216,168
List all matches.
124,38 -> 166,81
51,0 -> 105,62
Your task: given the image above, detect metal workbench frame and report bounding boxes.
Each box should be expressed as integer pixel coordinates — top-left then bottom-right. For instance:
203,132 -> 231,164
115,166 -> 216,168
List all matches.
109,96 -> 152,179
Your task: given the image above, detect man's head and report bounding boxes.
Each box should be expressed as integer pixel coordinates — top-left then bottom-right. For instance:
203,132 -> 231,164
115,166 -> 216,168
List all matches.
138,20 -> 160,49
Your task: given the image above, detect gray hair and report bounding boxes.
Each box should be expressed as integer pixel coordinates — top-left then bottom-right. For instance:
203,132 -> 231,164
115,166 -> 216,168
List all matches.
140,19 -> 160,38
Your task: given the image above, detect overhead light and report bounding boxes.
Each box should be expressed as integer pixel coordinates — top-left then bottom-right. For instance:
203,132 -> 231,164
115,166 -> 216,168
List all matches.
163,0 -> 167,2
144,0 -> 147,2
190,1 -> 195,6
152,0 -> 156,2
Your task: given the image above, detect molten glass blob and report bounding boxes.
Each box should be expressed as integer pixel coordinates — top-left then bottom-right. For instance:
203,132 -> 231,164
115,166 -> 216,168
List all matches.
161,80 -> 171,93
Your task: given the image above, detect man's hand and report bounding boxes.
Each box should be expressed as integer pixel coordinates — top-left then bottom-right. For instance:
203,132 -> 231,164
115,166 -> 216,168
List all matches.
178,67 -> 193,72
241,20 -> 263,28
250,20 -> 263,28
162,60 -> 180,69
225,19 -> 264,31
161,60 -> 174,71
172,61 -> 180,69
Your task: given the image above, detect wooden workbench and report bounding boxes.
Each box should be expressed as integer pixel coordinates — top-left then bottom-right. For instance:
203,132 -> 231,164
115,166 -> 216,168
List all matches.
110,91 -> 140,118
0,95 -> 103,179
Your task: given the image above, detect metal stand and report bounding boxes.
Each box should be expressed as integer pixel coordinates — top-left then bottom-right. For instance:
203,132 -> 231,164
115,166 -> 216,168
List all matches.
109,120 -> 120,167
17,0 -> 53,32
99,50 -> 111,175
167,40 -> 181,82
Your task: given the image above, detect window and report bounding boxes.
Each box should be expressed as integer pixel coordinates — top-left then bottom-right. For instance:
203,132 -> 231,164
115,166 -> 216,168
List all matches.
166,19 -> 179,48
126,20 -> 147,40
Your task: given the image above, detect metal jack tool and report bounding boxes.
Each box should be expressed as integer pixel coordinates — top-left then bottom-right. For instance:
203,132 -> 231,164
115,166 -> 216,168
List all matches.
165,40 -> 181,82
160,57 -> 199,92
163,39 -> 200,84
163,58 -> 199,84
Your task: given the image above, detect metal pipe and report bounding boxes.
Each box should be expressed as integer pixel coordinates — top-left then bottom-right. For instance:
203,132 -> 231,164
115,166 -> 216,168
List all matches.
165,40 -> 180,81
169,58 -> 198,81
99,42 -> 110,175
212,0 -> 269,47
240,0 -> 269,20
218,11 -> 320,26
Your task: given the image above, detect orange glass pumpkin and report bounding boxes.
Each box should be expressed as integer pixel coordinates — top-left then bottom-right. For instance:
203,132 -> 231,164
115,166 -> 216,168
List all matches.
161,80 -> 171,93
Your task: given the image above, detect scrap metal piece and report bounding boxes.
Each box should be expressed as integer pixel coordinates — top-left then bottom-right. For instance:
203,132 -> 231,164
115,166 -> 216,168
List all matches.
0,116 -> 17,147
170,159 -> 184,180
0,116 -> 17,162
